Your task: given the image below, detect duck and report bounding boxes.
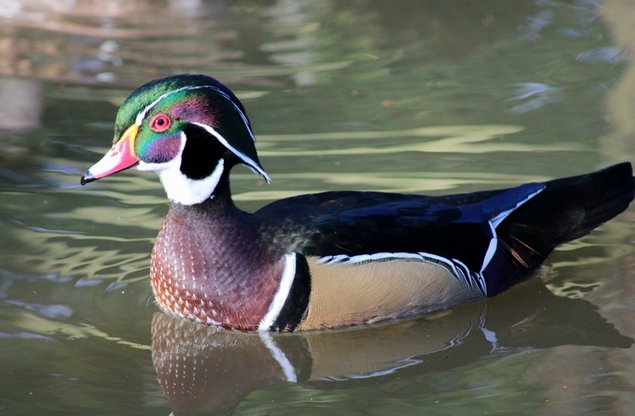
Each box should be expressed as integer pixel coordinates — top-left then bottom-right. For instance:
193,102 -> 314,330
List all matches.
81,74 -> 635,332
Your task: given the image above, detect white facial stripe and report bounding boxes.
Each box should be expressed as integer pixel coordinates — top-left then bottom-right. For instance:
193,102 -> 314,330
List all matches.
133,83 -> 269,182
259,253 -> 297,331
192,121 -> 271,183
135,84 -> 256,144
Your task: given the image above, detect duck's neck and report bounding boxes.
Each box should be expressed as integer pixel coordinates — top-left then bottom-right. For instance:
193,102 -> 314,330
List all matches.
150,182 -> 287,330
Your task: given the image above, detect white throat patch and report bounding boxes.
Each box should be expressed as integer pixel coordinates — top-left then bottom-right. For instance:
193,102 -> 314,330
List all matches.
157,158 -> 225,205
136,133 -> 226,205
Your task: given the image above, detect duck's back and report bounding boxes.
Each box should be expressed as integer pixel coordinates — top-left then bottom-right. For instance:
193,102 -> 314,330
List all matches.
256,163 -> 634,329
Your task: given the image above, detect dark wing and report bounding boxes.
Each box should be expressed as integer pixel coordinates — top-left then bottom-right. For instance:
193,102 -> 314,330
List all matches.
257,162 -> 634,299
257,184 -> 543,274
300,199 -> 493,273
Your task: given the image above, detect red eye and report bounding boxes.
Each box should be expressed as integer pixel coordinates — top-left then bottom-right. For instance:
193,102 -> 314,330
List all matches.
149,113 -> 171,132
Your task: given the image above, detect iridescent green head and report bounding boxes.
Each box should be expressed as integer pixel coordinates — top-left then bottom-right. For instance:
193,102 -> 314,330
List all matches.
81,74 -> 269,205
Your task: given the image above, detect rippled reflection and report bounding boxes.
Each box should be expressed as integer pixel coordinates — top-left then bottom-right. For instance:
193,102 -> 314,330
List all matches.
151,279 -> 631,415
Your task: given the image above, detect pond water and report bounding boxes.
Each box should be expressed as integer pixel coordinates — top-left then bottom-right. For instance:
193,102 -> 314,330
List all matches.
2,1 -> 635,415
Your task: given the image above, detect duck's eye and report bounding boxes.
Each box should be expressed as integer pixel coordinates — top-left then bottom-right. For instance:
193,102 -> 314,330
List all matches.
149,113 -> 171,132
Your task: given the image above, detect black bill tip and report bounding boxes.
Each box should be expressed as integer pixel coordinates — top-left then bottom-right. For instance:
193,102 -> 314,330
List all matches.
80,171 -> 96,186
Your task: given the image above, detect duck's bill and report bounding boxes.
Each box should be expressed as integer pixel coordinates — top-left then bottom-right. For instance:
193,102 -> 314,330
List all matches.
81,125 -> 139,185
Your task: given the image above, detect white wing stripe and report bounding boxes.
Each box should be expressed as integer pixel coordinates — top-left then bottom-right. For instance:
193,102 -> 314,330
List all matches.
490,186 -> 545,229
481,221 -> 498,272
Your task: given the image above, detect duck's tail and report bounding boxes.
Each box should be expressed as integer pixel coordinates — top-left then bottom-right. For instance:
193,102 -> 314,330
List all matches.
486,162 -> 634,295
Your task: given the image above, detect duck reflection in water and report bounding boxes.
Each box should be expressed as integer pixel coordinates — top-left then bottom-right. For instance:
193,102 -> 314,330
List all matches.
151,279 -> 631,415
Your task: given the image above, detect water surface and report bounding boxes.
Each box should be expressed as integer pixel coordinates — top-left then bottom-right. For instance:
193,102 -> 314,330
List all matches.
1,1 -> 635,415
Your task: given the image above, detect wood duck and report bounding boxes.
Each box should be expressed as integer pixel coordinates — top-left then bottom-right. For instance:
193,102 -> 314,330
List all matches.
81,74 -> 635,332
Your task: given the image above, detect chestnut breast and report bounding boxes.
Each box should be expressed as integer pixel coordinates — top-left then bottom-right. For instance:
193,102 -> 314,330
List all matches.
150,204 -> 285,330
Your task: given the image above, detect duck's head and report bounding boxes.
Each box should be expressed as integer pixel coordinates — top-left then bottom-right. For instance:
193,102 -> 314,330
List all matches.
81,74 -> 270,205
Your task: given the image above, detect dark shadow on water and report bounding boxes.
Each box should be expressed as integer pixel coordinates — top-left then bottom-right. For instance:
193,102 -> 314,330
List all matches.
150,278 -> 631,415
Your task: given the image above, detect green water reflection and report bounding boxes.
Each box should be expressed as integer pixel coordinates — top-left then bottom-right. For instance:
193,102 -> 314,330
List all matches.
1,1 -> 635,415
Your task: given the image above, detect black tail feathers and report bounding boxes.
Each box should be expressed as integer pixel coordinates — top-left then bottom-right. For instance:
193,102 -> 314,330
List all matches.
488,162 -> 634,295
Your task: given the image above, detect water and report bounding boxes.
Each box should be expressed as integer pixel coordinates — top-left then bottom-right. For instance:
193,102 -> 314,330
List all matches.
1,1 -> 635,414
